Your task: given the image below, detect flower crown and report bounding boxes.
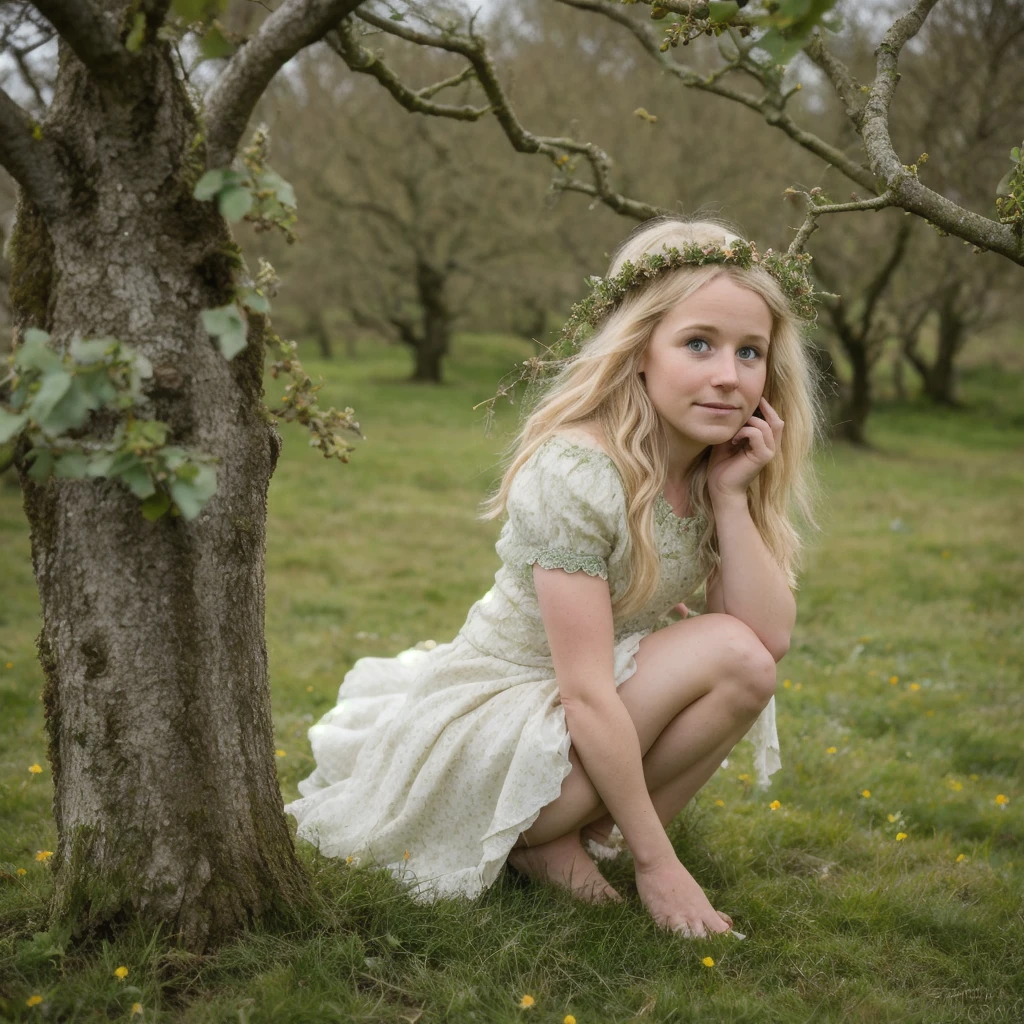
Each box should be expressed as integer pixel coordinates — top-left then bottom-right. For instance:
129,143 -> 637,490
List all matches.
557,238 -> 816,358
474,237 -> 817,427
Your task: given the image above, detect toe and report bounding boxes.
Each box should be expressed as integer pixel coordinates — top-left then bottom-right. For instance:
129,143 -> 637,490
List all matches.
716,911 -> 733,928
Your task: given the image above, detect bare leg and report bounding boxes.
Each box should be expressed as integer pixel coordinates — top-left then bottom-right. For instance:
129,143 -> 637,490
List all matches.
506,614 -> 775,916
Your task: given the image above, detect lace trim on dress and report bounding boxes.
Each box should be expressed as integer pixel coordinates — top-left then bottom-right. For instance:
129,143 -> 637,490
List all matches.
523,548 -> 609,580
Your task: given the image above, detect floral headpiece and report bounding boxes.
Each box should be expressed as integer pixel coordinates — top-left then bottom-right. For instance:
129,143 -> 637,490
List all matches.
557,238 -> 816,358
475,238 -> 817,426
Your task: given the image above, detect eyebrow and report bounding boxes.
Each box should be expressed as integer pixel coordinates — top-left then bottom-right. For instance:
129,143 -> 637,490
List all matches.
674,323 -> 770,345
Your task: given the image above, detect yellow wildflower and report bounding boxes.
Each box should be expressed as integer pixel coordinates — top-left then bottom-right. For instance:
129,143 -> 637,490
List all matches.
404,850 -> 410,860
26,994 -> 43,1007
889,676 -> 899,685
131,1003 -> 144,1016
738,773 -> 751,782
858,635 -> 871,642
346,856 -> 354,864
275,749 -> 286,757
702,956 -> 715,967
5,662 -> 13,669
714,799 -> 725,807
35,850 -> 52,862
782,679 -> 791,689
941,550 -> 951,558
861,790 -> 871,798
826,747 -> 837,754
17,868 -> 27,876
519,994 -> 535,1008
794,682 -> 802,691
995,794 -> 1009,806
28,764 -> 43,774
769,800 -> 781,810
948,780 -> 963,792
970,774 -> 979,781
306,685 -> 314,692
114,966 -> 128,980
564,1017 -> 577,1024
887,814 -> 898,823
909,683 -> 921,692
895,832 -> 907,841
955,854 -> 967,863
925,710 -> 934,717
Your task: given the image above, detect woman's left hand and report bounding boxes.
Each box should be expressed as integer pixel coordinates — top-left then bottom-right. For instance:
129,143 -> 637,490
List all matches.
707,397 -> 783,499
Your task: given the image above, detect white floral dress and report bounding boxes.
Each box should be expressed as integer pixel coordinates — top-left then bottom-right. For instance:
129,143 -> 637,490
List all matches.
284,435 -> 781,902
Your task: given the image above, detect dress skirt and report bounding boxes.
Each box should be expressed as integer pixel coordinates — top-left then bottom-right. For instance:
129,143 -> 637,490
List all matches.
283,628 -> 651,903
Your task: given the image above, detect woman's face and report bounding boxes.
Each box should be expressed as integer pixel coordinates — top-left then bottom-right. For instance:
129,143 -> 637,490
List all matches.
638,274 -> 773,451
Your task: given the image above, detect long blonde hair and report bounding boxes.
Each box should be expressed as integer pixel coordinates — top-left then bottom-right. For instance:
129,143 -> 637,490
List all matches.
482,216 -> 825,619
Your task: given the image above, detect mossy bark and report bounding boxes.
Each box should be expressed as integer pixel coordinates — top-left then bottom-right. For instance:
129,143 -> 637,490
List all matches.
10,16 -> 311,952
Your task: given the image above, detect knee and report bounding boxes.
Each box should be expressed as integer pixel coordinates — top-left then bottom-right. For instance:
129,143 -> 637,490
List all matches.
706,614 -> 778,711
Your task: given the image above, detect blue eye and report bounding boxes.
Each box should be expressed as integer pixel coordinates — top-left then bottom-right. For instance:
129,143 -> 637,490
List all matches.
738,346 -> 761,360
687,338 -> 709,352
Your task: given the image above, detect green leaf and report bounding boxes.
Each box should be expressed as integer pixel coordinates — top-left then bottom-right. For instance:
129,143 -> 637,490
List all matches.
125,11 -> 146,52
218,185 -> 253,222
25,448 -> 54,482
997,168 -> 1014,197
35,377 -> 95,435
708,1 -> 740,23
194,169 -> 227,201
199,23 -> 235,60
1011,146 -> 1021,162
14,331 -> 62,374
69,337 -> 116,364
257,170 -> 296,209
141,490 -> 172,522
169,463 -> 217,520
122,464 -> 157,499
53,453 -> 90,478
86,452 -> 116,477
0,409 -> 28,444
202,304 -> 247,360
172,0 -> 227,23
238,288 -> 270,314
27,371 -> 72,424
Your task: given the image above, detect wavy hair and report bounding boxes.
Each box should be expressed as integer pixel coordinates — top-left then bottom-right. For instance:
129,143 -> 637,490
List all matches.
481,216 -> 826,620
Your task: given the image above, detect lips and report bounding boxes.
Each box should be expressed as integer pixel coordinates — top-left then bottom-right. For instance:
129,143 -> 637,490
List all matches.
697,403 -> 739,410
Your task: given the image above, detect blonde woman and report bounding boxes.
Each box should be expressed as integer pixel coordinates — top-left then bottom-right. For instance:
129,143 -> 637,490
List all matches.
286,215 -> 824,940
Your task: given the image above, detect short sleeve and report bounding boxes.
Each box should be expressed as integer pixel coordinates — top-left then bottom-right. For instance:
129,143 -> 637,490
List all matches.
497,438 -> 625,580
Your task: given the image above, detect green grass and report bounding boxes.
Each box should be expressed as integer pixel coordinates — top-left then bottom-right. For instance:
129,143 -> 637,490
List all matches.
1,332 -> 1022,1023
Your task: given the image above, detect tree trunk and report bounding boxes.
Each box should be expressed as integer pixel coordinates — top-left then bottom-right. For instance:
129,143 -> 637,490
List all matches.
9,33 -> 309,952
836,333 -> 871,446
925,301 -> 964,407
308,307 -> 333,359
409,260 -> 452,384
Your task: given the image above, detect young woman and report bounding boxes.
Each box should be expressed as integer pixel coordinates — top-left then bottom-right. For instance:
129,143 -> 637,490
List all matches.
285,216 -> 823,940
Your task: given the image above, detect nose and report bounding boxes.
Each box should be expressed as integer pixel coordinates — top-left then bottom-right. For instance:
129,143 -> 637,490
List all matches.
708,350 -> 740,390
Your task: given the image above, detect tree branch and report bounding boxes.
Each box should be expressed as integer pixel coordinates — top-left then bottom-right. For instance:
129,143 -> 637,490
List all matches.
324,18 -> 489,122
0,84 -> 68,216
203,0 -> 366,169
347,7 -> 661,221
554,0 -> 877,193
30,0 -> 133,82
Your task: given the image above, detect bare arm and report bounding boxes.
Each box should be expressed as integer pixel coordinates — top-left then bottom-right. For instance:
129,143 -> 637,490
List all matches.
704,493 -> 795,661
533,563 -> 675,870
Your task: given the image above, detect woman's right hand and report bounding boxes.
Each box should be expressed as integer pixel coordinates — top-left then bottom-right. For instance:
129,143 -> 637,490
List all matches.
634,855 -> 733,938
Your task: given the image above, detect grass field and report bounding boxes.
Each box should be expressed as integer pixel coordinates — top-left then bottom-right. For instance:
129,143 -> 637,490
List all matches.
1,330 -> 1022,1023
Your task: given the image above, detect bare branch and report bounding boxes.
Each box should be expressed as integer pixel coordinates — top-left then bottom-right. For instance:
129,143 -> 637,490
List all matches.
344,7 -> 662,221
803,31 -> 865,127
0,84 -> 68,215
856,0 -> 1023,263
324,18 -> 489,122
551,177 -> 669,220
30,0 -> 132,81
554,0 -> 878,193
203,0 -> 366,169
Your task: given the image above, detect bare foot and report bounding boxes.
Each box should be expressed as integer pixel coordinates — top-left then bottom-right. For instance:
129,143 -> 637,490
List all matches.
507,831 -> 623,904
